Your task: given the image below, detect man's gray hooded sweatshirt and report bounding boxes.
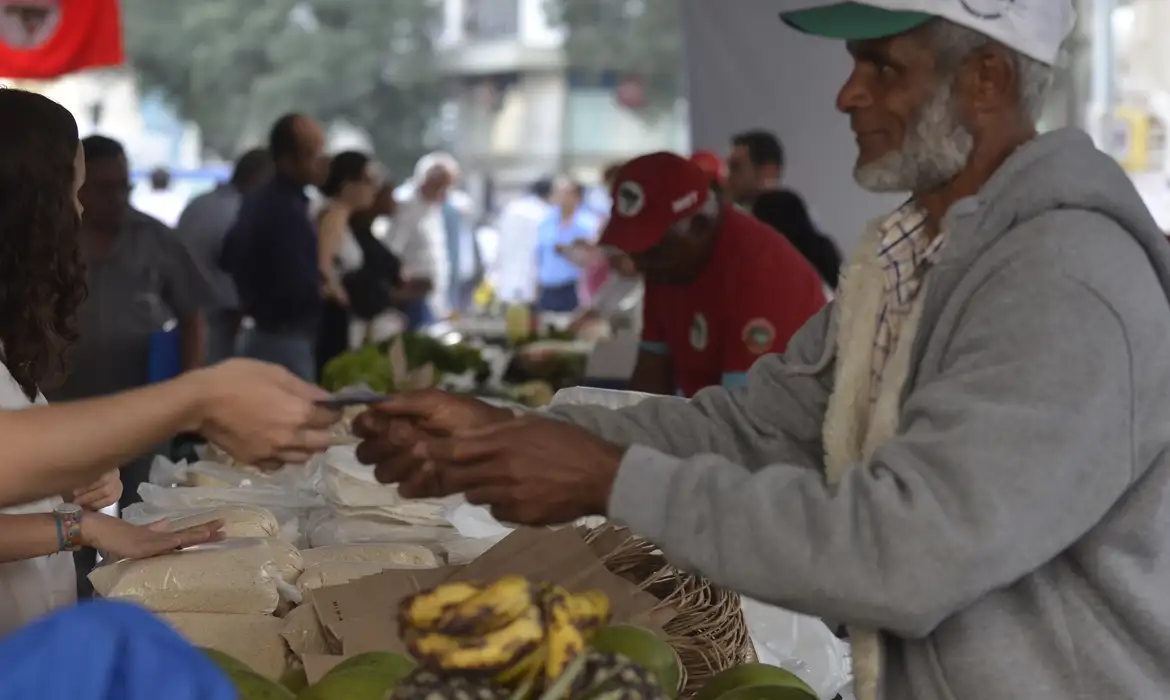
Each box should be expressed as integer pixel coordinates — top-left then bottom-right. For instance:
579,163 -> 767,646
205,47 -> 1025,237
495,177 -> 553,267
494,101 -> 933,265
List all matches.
549,129 -> 1170,700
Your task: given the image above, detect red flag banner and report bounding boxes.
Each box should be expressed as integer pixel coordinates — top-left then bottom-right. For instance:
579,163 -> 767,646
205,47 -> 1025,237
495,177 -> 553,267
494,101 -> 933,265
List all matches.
0,0 -> 123,79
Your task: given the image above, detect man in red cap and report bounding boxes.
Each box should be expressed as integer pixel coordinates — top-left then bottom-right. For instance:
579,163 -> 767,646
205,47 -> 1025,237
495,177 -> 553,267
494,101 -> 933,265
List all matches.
603,151 -> 827,396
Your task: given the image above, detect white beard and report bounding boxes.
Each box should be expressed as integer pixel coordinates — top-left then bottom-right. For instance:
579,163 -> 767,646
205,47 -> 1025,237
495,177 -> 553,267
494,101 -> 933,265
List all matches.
854,80 -> 974,193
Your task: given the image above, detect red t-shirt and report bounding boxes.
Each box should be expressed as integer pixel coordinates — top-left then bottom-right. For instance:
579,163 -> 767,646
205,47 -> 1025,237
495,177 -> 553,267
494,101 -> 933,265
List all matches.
640,205 -> 827,397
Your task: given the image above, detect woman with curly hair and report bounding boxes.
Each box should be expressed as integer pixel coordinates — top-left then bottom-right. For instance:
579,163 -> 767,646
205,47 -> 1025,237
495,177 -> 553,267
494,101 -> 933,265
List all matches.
0,90 -> 341,634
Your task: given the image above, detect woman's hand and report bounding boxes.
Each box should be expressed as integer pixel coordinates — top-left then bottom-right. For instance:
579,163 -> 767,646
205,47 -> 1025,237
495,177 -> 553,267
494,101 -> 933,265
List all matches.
82,513 -> 224,561
69,469 -> 122,511
186,359 -> 340,467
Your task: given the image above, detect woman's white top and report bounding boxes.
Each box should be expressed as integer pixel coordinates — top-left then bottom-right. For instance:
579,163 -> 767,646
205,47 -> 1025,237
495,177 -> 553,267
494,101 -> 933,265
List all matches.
0,360 -> 76,635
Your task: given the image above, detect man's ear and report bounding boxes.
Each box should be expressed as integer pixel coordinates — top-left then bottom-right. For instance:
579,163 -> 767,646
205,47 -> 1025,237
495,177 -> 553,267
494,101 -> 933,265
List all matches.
962,44 -> 1017,117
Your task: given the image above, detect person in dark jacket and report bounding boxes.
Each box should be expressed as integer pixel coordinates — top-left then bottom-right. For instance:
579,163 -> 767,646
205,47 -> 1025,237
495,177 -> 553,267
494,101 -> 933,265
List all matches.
727,130 -> 843,288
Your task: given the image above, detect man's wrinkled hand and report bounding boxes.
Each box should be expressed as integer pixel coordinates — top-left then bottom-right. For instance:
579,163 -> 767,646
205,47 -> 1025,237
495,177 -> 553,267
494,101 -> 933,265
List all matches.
409,415 -> 626,525
353,389 -> 512,490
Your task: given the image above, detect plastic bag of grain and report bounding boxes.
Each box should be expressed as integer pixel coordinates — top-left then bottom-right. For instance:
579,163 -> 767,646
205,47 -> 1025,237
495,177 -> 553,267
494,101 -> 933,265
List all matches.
122,504 -> 280,538
160,612 -> 291,680
306,511 -> 458,549
300,543 -> 440,569
319,446 -> 459,525
122,503 -> 305,546
89,538 -> 305,614
296,543 -> 441,593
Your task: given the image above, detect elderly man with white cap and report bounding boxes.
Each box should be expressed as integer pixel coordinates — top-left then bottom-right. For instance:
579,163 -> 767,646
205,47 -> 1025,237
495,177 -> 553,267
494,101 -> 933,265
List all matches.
354,2 -> 1170,698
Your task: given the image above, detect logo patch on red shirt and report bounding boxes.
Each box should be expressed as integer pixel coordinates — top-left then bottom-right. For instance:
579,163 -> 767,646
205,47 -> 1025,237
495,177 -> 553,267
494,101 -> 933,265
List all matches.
742,318 -> 776,355
690,312 -> 708,351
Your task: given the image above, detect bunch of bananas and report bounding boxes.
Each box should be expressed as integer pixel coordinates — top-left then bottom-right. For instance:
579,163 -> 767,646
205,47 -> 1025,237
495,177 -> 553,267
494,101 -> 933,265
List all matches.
399,576 -> 612,692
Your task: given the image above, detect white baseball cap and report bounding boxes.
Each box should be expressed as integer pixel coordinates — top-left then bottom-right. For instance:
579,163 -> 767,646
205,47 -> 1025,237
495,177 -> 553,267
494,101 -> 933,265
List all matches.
779,0 -> 1076,66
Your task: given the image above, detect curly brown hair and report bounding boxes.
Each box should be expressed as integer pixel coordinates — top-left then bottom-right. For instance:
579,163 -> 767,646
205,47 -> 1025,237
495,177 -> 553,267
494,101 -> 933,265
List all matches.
0,90 -> 87,400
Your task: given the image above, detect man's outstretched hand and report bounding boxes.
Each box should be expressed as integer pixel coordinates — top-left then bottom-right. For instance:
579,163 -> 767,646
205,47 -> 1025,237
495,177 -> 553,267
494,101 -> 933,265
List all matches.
353,390 -> 512,493
353,390 -> 628,525
413,414 -> 626,525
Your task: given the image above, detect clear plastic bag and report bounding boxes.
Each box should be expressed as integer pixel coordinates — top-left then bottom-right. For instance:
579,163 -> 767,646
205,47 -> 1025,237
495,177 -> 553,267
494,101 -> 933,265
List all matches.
121,503 -> 285,540
740,597 -> 853,700
300,543 -> 441,569
152,454 -> 327,493
306,511 -> 457,549
137,480 -> 325,512
318,446 -> 459,526
89,538 -> 305,615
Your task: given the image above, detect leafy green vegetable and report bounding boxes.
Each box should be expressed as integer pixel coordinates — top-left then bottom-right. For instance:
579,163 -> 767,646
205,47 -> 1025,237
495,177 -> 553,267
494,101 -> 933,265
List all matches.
320,333 -> 489,392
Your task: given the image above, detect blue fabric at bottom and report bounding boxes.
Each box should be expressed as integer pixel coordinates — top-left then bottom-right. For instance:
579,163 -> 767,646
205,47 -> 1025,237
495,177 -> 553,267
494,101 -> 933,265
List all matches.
242,330 -> 316,381
0,601 -> 235,700
538,283 -> 579,313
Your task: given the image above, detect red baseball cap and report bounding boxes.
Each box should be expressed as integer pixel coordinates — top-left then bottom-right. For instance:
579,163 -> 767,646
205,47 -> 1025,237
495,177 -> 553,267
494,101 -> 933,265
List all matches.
690,150 -> 726,186
599,151 -> 712,254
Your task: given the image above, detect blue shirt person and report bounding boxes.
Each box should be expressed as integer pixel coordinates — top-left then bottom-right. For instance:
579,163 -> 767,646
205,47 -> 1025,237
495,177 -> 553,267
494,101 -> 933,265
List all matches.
536,180 -> 599,312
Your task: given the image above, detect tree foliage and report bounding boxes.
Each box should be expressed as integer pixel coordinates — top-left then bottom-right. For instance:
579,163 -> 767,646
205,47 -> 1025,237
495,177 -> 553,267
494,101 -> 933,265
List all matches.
545,0 -> 683,113
120,0 -> 445,172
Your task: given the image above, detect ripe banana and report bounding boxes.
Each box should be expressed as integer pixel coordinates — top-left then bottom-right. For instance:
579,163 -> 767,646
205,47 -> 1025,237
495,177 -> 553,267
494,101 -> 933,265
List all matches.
433,576 -> 536,636
406,605 -> 545,674
542,586 -> 588,689
399,581 -> 484,632
565,590 -> 612,634
493,644 -> 546,686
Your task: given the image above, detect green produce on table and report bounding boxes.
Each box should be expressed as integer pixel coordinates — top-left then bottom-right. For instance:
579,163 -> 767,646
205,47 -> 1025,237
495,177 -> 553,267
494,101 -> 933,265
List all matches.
228,669 -> 295,699
200,647 -> 296,699
691,663 -> 817,700
280,666 -> 309,693
320,333 -> 488,393
589,625 -> 681,698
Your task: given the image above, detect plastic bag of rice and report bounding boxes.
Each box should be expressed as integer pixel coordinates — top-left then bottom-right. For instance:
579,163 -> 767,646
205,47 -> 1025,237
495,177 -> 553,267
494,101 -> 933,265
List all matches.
89,538 -> 305,614
160,612 -> 290,680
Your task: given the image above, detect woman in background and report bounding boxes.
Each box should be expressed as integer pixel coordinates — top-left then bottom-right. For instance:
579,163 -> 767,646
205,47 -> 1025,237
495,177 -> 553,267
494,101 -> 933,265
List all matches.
0,89 -> 336,635
314,151 -> 379,377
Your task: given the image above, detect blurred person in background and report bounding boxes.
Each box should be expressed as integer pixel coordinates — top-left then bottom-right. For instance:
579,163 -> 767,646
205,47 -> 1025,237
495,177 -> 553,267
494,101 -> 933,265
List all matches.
313,151 -> 380,376
606,153 -> 826,397
489,178 -> 553,306
348,183 -> 415,343
131,166 -> 187,229
174,149 -> 272,364
49,135 -> 210,513
537,178 -> 599,313
727,129 -> 842,287
390,156 -> 454,328
221,114 -> 327,381
393,153 -> 481,317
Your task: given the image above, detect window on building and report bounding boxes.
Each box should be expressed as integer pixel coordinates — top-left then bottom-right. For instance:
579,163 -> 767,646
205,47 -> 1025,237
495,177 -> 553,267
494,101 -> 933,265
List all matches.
464,0 -> 518,40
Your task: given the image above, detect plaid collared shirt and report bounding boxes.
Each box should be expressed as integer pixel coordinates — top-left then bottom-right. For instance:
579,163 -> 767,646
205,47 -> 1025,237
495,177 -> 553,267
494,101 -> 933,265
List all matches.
870,201 -> 946,402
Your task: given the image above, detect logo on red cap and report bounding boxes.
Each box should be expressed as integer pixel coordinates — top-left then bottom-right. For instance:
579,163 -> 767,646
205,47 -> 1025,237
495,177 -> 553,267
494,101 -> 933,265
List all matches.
615,181 -> 646,218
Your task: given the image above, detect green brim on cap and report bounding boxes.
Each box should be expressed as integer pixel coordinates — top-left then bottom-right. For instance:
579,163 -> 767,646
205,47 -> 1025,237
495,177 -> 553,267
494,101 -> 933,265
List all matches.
780,2 -> 933,41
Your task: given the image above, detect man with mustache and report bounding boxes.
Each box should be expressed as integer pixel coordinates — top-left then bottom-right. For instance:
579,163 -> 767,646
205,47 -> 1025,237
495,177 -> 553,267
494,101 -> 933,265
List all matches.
354,2 -> 1170,698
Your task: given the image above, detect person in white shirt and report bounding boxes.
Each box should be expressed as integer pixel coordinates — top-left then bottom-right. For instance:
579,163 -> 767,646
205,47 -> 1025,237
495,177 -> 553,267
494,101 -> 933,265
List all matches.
490,178 -> 553,305
390,154 -> 455,326
0,89 -> 341,634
